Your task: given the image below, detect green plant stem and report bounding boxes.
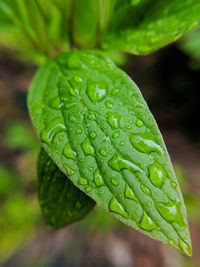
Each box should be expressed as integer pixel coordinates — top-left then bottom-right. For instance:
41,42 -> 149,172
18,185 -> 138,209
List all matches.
96,0 -> 112,48
23,0 -> 49,55
68,0 -> 77,49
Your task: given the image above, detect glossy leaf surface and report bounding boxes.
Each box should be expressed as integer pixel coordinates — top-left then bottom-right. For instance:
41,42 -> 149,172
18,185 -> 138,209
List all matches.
28,50 -> 191,255
37,149 -> 95,229
102,0 -> 200,54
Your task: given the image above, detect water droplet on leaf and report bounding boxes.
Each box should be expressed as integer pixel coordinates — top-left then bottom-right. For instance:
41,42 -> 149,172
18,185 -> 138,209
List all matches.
125,184 -> 136,200
139,212 -> 156,231
107,111 -> 120,129
87,82 -> 107,103
136,119 -> 144,127
100,148 -> 107,157
111,178 -> 119,186
78,177 -> 88,185
82,138 -> 94,155
89,131 -> 97,139
129,132 -> 163,155
149,162 -> 167,187
63,143 -> 75,159
156,201 -> 184,226
112,132 -> 119,139
109,197 -> 128,218
93,169 -> 104,186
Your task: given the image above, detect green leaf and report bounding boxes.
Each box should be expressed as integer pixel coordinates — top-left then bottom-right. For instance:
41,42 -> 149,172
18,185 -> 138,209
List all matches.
28,50 -> 192,255
37,149 -> 95,229
102,0 -> 200,54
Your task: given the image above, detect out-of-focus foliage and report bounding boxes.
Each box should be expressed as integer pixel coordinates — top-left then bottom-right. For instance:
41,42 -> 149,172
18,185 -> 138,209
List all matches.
0,194 -> 39,263
179,29 -> 200,69
1,0 -> 200,65
3,120 -> 39,151
175,166 -> 200,225
0,165 -> 18,197
103,0 -> 200,54
0,0 -> 70,64
0,119 -> 41,263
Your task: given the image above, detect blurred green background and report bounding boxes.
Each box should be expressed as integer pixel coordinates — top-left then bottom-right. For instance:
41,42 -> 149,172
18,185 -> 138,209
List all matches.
0,1 -> 200,266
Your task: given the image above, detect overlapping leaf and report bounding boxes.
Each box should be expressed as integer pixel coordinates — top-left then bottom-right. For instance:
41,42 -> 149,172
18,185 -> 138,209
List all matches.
37,149 -> 95,229
102,0 -> 200,54
28,50 -> 191,255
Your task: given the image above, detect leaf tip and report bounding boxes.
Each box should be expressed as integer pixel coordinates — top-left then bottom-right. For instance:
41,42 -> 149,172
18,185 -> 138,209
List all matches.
178,237 -> 192,257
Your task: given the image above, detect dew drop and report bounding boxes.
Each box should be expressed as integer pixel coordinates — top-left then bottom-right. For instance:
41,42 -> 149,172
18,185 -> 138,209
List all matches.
64,165 -> 74,176
147,201 -> 152,207
107,111 -> 120,129
87,82 -> 107,103
156,201 -> 184,226
111,88 -> 120,95
74,76 -> 83,83
78,177 -> 88,185
100,148 -> 107,157
69,114 -> 76,122
76,128 -> 82,134
65,102 -> 76,109
105,101 -> 113,109
139,212 -> 156,231
125,184 -> 136,200
119,141 -> 125,146
69,87 -> 76,97
136,119 -> 144,127
108,152 -> 143,173
129,120 -> 133,124
109,197 -> 128,218
129,132 -> 163,155
170,181 -> 177,189
141,184 -> 151,196
88,112 -> 96,120
111,178 -> 119,186
149,162 -> 167,187
93,169 -> 104,186
87,166 -> 94,172
82,137 -> 94,155
89,131 -> 97,139
112,132 -> 119,139
125,125 -> 131,129
63,143 -> 75,159
85,186 -> 92,193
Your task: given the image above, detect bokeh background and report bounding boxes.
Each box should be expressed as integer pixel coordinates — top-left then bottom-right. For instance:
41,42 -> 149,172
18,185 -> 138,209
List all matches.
0,12 -> 200,267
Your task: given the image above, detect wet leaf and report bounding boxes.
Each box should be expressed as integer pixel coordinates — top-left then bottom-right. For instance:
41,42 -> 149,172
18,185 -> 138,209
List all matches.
103,0 -> 200,54
28,50 -> 191,255
37,149 -> 95,229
